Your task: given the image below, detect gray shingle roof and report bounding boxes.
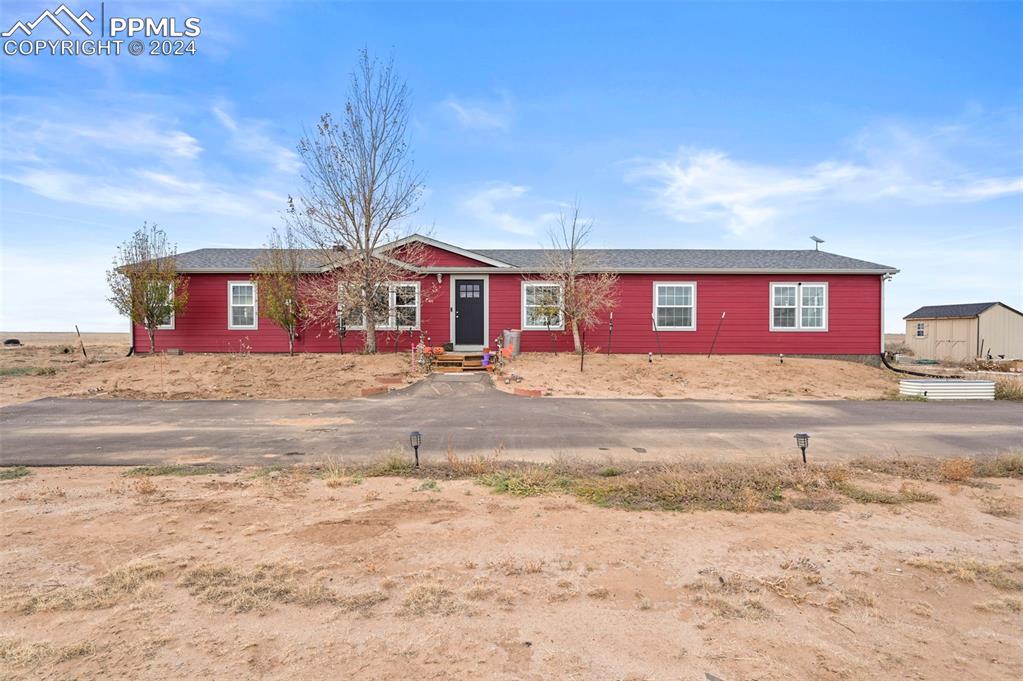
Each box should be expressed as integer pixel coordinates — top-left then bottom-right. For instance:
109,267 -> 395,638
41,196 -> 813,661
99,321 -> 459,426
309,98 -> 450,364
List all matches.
173,248 -> 327,272
171,245 -> 896,274
473,248 -> 896,272
904,302 -> 1007,320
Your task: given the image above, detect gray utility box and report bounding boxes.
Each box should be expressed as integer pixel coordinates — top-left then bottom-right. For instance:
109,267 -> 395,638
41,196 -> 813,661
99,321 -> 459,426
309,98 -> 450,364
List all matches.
503,329 -> 522,356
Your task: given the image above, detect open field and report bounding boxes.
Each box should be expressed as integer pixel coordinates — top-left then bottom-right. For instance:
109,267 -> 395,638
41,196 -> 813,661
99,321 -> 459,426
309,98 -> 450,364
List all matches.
1,457 -> 1020,680
495,353 -> 901,399
0,338 -> 417,407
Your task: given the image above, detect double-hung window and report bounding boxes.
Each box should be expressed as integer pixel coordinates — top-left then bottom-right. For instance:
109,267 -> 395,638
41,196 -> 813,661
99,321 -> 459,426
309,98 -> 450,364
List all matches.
157,283 -> 176,330
340,282 -> 420,330
389,283 -> 420,329
915,322 -> 926,338
522,282 -> 564,330
228,281 -> 257,329
653,282 -> 696,330
770,282 -> 827,331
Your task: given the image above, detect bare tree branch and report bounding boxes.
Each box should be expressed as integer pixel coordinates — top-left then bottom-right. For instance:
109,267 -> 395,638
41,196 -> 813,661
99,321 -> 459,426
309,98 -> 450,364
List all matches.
542,201 -> 619,365
287,49 -> 426,352
106,223 -> 189,353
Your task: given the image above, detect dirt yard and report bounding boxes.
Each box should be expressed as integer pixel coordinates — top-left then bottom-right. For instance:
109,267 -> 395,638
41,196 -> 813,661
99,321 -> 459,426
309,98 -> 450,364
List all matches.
0,333 -> 417,406
1,458 -> 1020,680
495,353 -> 900,399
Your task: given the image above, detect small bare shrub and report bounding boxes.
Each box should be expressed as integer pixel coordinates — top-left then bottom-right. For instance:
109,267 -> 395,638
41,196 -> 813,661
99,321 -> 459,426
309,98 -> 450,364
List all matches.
940,458 -> 975,482
133,478 -> 159,495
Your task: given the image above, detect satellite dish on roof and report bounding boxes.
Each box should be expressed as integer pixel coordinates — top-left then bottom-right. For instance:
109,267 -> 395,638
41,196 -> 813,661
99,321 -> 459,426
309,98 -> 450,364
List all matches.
810,235 -> 825,251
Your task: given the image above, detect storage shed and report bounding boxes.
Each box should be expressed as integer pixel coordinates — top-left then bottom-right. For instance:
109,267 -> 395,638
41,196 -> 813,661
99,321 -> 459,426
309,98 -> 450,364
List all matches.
903,302 -> 1023,361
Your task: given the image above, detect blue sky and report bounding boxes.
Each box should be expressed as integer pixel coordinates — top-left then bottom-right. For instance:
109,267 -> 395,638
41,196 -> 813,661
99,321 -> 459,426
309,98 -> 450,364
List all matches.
1,1 -> 1020,332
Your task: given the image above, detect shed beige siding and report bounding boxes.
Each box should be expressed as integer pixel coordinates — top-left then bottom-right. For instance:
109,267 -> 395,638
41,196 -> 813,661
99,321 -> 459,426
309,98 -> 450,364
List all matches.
977,304 -> 1023,359
904,317 -> 978,361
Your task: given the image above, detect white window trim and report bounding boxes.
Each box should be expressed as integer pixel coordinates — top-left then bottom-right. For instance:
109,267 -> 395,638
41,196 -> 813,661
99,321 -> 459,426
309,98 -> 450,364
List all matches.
158,283 -> 175,330
915,322 -> 926,338
521,280 -> 565,331
378,281 -> 421,331
652,281 -> 697,331
340,281 -> 421,331
769,282 -> 828,332
228,280 -> 258,330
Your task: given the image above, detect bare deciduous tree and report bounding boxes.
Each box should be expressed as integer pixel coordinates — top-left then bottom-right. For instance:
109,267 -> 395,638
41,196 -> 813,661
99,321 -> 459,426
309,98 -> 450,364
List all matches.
107,223 -> 189,354
288,49 -> 425,353
543,202 -> 619,367
253,227 -> 306,355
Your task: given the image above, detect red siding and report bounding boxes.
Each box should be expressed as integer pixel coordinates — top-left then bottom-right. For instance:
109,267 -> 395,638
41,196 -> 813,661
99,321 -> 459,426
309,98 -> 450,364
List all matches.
135,271 -> 881,356
134,273 -> 449,354
392,244 -> 496,268
487,273 -> 881,355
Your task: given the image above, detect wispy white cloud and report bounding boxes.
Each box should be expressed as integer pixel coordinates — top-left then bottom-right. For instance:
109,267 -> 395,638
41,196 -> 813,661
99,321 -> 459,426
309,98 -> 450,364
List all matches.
440,92 -> 512,131
627,119 -> 1023,235
0,96 -> 296,227
458,181 -> 558,236
212,100 -> 300,173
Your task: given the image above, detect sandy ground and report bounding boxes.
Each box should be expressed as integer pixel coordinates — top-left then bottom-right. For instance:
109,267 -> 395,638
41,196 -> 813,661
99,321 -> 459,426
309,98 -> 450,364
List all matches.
0,335 -> 417,407
0,465 -> 1020,680
495,353 -> 901,399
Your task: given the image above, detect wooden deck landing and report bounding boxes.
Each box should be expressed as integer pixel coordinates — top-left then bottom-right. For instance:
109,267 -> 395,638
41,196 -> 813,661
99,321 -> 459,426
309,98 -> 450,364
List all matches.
432,353 -> 489,373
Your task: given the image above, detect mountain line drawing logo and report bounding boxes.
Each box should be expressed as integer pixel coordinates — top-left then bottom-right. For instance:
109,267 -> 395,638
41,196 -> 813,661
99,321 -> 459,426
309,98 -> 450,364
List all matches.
2,3 -> 94,37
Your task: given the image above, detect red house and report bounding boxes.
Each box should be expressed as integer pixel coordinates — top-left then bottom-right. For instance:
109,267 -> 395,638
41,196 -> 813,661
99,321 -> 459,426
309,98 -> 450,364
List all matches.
135,235 -> 897,362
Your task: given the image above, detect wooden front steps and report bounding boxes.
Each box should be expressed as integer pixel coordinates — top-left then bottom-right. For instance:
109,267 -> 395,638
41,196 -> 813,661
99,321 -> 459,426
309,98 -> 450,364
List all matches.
433,353 -> 489,373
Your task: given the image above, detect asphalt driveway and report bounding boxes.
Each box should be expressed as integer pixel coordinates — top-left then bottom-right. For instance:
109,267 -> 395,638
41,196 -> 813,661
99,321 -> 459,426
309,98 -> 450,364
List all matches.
0,374 -> 1019,466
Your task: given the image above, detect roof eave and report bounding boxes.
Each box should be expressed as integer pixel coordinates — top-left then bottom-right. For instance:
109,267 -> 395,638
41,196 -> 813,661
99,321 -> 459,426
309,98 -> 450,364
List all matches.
416,266 -> 900,275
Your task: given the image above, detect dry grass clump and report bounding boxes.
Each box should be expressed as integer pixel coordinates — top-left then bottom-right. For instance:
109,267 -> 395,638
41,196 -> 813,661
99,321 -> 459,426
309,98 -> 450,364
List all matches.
833,481 -> 938,505
974,453 -> 1023,479
974,597 -> 1022,613
125,464 -> 222,477
318,457 -> 363,488
446,449 -> 497,475
400,580 -> 461,616
464,580 -> 497,601
0,637 -> 95,667
573,462 -> 842,513
906,558 -> 1023,591
177,562 -> 387,613
692,595 -> 772,620
480,467 -> 572,497
994,379 -> 1023,401
850,454 -> 1023,481
13,562 -> 165,614
478,460 -> 945,513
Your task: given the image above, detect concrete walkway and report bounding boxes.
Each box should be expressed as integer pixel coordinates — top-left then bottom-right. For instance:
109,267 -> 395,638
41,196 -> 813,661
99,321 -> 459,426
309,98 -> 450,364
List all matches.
0,374 -> 1019,466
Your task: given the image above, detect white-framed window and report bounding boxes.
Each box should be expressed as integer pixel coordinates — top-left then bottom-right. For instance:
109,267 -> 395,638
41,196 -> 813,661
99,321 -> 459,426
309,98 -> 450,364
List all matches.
522,281 -> 564,330
388,282 -> 420,330
339,282 -> 421,330
158,283 -> 175,330
228,281 -> 257,330
652,282 -> 696,331
770,282 -> 827,331
915,322 -> 926,338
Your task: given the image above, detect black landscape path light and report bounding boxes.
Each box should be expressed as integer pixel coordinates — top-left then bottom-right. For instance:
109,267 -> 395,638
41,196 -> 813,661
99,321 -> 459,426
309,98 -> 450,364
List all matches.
409,431 -> 422,468
794,432 -> 809,464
